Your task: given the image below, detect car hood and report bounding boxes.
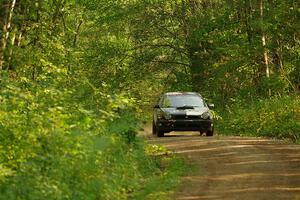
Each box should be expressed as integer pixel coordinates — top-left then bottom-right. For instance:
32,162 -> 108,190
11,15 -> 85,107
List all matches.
161,107 -> 209,116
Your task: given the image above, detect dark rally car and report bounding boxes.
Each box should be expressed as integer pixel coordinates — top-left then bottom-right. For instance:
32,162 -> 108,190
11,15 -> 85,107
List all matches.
152,92 -> 214,137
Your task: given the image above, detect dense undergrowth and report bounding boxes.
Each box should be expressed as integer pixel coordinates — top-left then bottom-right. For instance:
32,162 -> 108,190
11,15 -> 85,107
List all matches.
0,70 -> 183,200
217,96 -> 300,143
0,0 -> 299,198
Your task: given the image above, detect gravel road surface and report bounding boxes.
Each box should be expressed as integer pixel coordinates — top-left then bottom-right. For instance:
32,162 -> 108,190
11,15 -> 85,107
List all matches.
146,130 -> 300,200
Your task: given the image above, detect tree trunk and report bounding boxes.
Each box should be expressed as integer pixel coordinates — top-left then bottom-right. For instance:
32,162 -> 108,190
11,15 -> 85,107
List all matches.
245,0 -> 253,43
260,0 -> 271,96
0,0 -> 16,70
73,19 -> 83,47
7,27 -> 16,70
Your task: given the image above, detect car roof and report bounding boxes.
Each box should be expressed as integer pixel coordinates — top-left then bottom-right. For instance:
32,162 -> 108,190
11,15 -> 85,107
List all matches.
165,92 -> 201,96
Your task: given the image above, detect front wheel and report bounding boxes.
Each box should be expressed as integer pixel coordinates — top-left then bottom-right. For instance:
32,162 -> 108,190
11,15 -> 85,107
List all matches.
152,121 -> 164,137
152,121 -> 156,135
156,123 -> 164,137
157,129 -> 164,137
206,128 -> 214,136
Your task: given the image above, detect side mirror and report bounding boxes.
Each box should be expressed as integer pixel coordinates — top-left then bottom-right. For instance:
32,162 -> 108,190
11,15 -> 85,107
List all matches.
208,103 -> 215,109
154,104 -> 160,109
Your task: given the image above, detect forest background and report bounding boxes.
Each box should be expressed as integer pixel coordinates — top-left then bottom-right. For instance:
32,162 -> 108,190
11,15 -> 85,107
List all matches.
0,0 -> 299,199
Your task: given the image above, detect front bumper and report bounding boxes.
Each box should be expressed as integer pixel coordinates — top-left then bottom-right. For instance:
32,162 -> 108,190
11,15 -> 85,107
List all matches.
157,119 -> 213,132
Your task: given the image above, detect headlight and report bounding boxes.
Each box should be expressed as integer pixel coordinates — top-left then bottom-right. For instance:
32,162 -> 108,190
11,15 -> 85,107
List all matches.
164,113 -> 172,120
157,113 -> 163,119
158,113 -> 172,120
201,111 -> 211,119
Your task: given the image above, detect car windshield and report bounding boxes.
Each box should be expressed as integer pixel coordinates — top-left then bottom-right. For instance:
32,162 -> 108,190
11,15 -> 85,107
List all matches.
162,95 -> 205,108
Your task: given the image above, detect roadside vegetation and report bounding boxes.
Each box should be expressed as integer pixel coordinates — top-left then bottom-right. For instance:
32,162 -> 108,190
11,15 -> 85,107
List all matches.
0,0 -> 299,199
0,70 -> 184,199
218,96 -> 300,143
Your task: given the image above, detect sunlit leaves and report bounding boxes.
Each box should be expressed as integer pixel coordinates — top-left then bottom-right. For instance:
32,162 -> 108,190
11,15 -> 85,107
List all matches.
218,96 -> 300,142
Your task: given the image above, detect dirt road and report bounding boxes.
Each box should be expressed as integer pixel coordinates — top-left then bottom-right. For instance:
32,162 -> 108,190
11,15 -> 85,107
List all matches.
146,130 -> 300,200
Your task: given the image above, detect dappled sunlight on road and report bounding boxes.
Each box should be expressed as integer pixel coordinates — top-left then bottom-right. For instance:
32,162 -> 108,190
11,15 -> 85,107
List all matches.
224,159 -> 300,166
148,131 -> 300,200
177,195 -> 221,200
183,173 -> 300,181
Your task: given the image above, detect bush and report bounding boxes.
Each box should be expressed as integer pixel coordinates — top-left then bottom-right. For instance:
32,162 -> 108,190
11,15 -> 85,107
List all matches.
0,70 -> 183,200
218,96 -> 300,143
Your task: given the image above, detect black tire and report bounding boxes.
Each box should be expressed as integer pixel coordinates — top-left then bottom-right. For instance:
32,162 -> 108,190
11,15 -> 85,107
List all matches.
206,129 -> 214,136
152,121 -> 156,135
155,124 -> 164,137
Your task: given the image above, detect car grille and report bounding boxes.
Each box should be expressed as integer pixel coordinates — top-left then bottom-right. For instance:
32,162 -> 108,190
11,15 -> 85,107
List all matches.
173,115 -> 201,120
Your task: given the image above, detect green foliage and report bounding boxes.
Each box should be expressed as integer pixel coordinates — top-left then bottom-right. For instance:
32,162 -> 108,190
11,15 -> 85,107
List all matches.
218,96 -> 300,143
259,75 -> 290,95
133,155 -> 184,200
1,0 -> 299,198
0,1 -> 187,198
0,68 -> 183,199
145,144 -> 172,156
